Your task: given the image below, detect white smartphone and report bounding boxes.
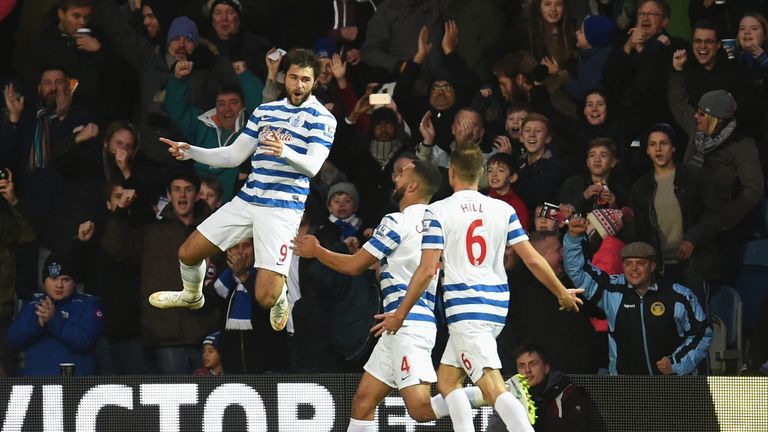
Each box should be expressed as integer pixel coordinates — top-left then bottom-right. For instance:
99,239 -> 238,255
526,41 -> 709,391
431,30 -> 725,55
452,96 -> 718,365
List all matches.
369,93 -> 392,105
268,48 -> 287,61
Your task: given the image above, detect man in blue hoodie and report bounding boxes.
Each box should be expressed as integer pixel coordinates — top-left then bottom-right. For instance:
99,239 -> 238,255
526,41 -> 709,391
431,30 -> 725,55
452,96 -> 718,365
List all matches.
6,254 -> 103,376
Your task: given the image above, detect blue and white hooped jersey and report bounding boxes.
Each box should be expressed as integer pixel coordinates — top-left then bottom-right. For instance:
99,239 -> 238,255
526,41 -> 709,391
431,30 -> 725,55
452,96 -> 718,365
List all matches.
362,204 -> 438,328
237,95 -> 336,210
422,190 -> 528,326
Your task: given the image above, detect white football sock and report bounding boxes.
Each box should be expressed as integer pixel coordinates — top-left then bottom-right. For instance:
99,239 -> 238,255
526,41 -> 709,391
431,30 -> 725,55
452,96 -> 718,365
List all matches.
179,260 -> 205,300
347,418 -> 375,432
494,392 -> 534,432
445,389 -> 475,432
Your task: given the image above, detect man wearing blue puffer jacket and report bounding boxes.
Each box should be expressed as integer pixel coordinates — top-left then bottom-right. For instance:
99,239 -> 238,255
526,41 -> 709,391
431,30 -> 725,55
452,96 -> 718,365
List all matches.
563,216 -> 712,375
6,254 -> 103,376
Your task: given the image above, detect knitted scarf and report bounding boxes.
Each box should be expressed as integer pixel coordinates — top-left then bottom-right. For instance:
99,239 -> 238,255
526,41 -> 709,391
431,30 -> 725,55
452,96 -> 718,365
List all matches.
690,119 -> 737,168
329,214 -> 362,239
214,268 -> 256,330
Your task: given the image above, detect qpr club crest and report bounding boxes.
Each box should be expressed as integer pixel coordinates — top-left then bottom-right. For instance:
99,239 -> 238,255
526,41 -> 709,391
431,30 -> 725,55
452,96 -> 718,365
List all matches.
289,113 -> 305,128
48,263 -> 62,278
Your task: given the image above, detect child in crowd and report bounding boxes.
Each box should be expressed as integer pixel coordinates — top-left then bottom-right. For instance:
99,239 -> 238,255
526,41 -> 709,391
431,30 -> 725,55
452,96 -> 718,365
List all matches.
485,152 -> 530,231
198,176 -> 224,210
327,182 -> 363,253
193,331 -> 223,376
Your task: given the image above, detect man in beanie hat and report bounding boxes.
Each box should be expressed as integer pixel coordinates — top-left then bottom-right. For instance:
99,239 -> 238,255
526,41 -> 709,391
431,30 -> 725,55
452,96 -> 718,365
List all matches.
564,217 -> 712,375
628,122 -> 718,307
206,0 -> 272,80
669,57 -> 763,284
5,253 -> 103,376
166,16 -> 199,62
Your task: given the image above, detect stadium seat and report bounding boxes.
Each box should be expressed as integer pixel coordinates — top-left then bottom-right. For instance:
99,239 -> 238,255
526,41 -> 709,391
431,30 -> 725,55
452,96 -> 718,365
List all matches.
709,286 -> 743,374
735,240 -> 768,330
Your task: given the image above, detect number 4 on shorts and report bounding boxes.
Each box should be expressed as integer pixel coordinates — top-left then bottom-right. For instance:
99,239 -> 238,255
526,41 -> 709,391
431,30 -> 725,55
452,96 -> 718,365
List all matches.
401,356 -> 410,373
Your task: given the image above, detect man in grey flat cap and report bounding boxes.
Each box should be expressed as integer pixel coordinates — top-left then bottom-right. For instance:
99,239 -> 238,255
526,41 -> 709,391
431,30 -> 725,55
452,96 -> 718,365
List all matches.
562,215 -> 712,375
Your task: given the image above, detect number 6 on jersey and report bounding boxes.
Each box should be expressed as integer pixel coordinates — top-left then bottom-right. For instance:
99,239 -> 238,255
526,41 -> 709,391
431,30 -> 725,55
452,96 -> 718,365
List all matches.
465,219 -> 487,266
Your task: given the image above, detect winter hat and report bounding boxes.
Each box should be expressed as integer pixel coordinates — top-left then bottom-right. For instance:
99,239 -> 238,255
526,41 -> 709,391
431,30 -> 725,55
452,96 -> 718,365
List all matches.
167,17 -> 199,48
587,208 -> 624,238
583,15 -> 617,48
210,0 -> 242,17
698,89 -> 736,120
202,331 -> 221,350
620,242 -> 657,262
43,253 -> 78,283
645,122 -> 677,147
313,37 -> 337,59
327,182 -> 359,207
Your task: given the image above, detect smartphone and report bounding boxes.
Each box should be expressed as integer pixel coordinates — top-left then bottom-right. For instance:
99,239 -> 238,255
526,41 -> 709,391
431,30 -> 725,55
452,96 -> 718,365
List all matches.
0,168 -> 7,181
369,93 -> 392,105
539,202 -> 563,223
268,48 -> 287,61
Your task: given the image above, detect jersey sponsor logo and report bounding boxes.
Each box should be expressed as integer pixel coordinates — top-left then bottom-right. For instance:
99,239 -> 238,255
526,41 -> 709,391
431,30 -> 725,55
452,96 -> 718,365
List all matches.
258,127 -> 293,143
650,301 -> 665,316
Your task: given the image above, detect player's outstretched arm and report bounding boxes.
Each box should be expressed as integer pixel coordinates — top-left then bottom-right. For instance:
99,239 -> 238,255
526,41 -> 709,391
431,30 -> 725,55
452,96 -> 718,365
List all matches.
291,234 -> 377,275
160,134 -> 257,168
372,249 -> 441,336
513,240 -> 584,312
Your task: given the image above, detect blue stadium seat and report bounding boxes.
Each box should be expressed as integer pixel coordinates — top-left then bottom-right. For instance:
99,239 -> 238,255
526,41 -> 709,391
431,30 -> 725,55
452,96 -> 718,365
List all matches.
735,240 -> 768,330
709,286 -> 743,374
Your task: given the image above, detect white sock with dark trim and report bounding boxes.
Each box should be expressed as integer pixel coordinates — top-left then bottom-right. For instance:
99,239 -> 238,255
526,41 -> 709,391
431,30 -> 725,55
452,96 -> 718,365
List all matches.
179,260 -> 205,300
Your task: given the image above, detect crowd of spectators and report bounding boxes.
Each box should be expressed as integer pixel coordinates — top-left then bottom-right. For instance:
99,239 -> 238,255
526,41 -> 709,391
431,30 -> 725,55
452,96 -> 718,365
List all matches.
1,0 -> 768,383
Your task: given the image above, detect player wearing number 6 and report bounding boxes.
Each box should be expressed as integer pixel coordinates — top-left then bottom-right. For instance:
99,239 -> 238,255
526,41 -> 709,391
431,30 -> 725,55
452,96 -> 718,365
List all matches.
292,160 -> 487,431
150,49 -> 336,333
375,144 -> 584,432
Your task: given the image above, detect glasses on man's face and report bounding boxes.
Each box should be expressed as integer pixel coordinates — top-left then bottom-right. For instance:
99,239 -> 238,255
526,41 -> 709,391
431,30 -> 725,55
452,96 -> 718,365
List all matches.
693,38 -> 719,46
637,11 -> 663,18
432,84 -> 453,92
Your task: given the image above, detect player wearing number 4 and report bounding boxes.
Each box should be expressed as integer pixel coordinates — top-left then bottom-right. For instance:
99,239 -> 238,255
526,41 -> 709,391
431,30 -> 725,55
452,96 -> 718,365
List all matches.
292,160 -> 486,431
375,145 -> 584,432
152,49 -> 337,333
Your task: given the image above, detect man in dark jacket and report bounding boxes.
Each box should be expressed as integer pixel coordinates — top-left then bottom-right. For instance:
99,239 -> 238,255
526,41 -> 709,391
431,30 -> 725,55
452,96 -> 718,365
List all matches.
101,170 -> 219,374
627,123 -> 716,305
6,253 -> 103,376
489,344 -> 591,432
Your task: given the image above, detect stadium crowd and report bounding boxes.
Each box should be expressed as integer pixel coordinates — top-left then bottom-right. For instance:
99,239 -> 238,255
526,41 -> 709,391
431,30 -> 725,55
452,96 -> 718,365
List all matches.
1,0 -> 768,389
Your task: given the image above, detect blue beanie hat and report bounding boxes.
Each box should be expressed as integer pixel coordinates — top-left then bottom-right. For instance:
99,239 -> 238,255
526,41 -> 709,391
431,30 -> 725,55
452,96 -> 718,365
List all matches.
167,16 -> 199,48
313,37 -> 337,59
203,331 -> 221,349
583,15 -> 616,48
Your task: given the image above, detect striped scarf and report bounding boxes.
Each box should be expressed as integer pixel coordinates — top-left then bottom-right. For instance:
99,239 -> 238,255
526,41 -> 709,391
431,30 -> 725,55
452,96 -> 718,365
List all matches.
690,119 -> 737,168
30,108 -> 54,170
214,268 -> 256,330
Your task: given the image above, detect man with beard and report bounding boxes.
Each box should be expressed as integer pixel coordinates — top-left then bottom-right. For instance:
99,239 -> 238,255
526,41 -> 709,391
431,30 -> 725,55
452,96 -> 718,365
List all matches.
1,68 -> 103,276
293,160 -> 488,431
154,49 -> 336,336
